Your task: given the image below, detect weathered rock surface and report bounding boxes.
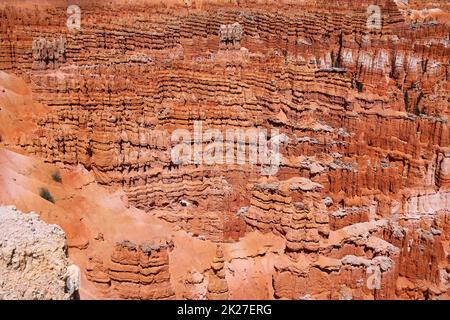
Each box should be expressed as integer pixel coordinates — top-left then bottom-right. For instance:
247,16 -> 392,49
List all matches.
86,239 -> 175,299
0,0 -> 448,300
0,205 -> 78,300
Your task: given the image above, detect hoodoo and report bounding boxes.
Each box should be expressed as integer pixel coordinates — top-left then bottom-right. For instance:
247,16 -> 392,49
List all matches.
0,0 -> 448,300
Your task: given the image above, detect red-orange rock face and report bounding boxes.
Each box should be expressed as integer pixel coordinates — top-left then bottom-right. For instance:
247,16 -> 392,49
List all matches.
86,239 -> 175,299
0,0 -> 449,300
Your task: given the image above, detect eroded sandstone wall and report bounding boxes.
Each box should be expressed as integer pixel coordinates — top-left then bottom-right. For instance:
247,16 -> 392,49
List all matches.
0,0 -> 448,299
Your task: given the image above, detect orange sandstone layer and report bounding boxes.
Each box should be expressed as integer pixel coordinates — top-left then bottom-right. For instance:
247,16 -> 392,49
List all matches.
0,0 -> 449,299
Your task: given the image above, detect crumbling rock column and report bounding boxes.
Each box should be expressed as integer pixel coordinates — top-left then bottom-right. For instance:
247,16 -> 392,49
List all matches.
206,245 -> 229,300
32,36 -> 66,67
436,152 -> 450,189
182,270 -> 207,300
219,22 -> 243,50
86,239 -> 175,299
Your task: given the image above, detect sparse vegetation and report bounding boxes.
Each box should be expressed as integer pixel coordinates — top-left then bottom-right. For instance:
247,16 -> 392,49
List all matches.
51,171 -> 62,183
334,32 -> 343,68
351,66 -> 364,93
414,91 -> 424,115
39,187 -> 55,203
389,53 -> 399,79
86,146 -> 93,157
404,90 -> 410,112
421,59 -> 428,74
404,88 -> 425,115
356,81 -> 363,93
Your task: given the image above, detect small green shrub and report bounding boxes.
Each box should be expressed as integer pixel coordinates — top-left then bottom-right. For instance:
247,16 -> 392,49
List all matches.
51,171 -> 62,183
404,90 -> 410,112
39,187 -> 55,203
356,81 -> 363,93
414,91 -> 424,116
